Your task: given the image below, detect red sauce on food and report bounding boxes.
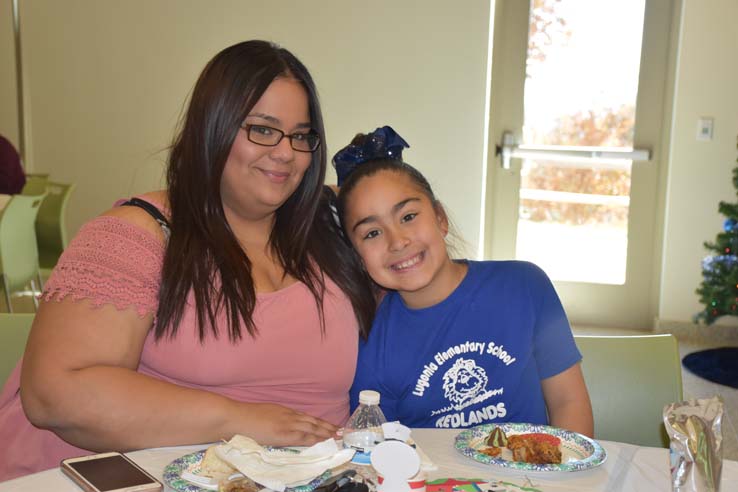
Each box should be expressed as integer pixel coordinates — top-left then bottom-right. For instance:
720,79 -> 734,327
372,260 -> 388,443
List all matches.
518,433 -> 561,447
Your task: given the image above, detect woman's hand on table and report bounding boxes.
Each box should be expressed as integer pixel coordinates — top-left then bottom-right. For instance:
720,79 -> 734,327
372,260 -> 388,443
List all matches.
230,402 -> 339,447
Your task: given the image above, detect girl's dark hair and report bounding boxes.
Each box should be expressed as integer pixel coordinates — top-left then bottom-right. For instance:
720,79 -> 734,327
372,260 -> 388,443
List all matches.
158,40 -> 375,342
335,135 -> 440,227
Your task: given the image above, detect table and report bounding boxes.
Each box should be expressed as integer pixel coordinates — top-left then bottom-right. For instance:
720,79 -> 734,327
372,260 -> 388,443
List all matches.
1,429 -> 736,491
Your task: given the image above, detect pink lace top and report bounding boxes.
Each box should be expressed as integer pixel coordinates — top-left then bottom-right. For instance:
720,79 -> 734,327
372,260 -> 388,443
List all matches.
42,215 -> 163,316
0,200 -> 359,481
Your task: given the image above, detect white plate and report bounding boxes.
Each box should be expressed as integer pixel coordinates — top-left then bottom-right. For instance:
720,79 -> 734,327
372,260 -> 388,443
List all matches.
163,449 -> 332,492
454,423 -> 607,472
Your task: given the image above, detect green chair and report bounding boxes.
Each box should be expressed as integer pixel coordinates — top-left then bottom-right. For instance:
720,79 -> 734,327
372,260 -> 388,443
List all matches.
0,193 -> 46,312
21,174 -> 48,196
0,313 -> 34,387
575,334 -> 683,448
35,182 -> 75,270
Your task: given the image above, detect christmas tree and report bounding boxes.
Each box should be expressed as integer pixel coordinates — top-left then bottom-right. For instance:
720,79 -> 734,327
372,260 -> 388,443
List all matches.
695,141 -> 738,324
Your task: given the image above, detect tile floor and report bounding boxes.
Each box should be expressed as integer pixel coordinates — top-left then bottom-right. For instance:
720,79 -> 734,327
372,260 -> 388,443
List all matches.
573,325 -> 738,461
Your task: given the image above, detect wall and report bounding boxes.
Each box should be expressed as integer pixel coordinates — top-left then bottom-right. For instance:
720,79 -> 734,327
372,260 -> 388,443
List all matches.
6,0 -> 738,327
0,0 -> 18,147
659,0 -> 738,326
17,0 -> 490,249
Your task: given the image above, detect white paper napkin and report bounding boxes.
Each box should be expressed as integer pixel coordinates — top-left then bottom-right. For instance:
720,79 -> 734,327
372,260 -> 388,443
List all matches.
215,435 -> 355,492
381,422 -> 412,442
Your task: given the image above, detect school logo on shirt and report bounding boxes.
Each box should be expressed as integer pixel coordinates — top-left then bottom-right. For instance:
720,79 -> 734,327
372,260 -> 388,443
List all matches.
442,358 -> 498,411
410,340 -> 517,428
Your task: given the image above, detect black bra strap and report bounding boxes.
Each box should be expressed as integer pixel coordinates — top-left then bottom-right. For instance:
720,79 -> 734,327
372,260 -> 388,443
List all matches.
120,197 -> 171,235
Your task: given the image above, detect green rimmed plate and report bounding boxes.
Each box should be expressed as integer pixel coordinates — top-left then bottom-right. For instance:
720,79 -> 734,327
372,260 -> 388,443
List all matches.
454,423 -> 607,472
163,449 -> 332,492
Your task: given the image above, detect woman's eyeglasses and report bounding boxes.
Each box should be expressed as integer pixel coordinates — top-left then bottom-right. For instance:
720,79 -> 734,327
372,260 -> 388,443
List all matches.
241,124 -> 321,153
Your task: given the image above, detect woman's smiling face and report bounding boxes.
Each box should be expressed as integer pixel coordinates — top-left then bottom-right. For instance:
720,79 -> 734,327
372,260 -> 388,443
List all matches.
220,77 -> 313,221
344,169 -> 455,308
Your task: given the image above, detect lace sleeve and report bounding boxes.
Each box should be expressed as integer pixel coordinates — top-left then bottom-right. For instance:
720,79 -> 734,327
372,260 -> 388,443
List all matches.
41,216 -> 164,317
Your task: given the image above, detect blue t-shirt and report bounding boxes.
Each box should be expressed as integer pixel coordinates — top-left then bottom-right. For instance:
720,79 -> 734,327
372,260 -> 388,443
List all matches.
349,260 -> 581,429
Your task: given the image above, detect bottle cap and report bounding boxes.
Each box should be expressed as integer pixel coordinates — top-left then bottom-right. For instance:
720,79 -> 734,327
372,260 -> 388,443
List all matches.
359,390 -> 381,405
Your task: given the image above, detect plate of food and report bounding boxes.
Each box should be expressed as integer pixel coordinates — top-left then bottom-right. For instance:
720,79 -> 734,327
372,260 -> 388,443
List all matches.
454,423 -> 607,472
163,448 -> 333,492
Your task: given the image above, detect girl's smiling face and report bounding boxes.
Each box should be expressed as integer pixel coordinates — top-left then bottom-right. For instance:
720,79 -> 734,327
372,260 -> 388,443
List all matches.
344,169 -> 462,308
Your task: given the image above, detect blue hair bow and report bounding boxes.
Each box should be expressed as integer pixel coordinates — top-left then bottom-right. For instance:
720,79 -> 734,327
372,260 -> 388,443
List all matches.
333,125 -> 410,186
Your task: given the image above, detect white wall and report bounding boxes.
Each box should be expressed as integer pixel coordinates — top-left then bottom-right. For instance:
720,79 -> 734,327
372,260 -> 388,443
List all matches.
659,0 -> 738,325
5,0 -> 737,327
0,0 -> 18,148
17,0 -> 490,250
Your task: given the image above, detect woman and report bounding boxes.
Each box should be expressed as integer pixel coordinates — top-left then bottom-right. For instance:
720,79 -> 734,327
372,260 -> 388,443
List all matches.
0,40 -> 375,480
0,133 -> 25,194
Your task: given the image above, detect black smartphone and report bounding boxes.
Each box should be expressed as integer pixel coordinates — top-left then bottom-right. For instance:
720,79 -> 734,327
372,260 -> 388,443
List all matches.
60,452 -> 163,492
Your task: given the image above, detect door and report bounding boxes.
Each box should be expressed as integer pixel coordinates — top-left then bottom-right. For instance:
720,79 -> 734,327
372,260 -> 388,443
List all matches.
485,0 -> 674,329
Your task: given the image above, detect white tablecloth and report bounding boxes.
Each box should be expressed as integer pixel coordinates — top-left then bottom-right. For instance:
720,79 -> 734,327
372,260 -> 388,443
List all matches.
1,429 -> 736,491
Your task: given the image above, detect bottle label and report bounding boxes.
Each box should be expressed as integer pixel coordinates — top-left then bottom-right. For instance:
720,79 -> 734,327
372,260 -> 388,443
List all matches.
343,429 -> 383,465
350,450 -> 372,465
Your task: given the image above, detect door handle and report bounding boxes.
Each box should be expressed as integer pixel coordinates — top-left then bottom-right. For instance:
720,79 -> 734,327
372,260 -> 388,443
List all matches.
495,131 -> 651,169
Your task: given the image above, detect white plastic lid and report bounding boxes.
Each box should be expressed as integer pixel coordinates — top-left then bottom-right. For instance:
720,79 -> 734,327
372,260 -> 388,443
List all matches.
359,390 -> 381,405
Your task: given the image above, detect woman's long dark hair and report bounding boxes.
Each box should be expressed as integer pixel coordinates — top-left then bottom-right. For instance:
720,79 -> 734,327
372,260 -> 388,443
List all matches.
157,40 -> 375,342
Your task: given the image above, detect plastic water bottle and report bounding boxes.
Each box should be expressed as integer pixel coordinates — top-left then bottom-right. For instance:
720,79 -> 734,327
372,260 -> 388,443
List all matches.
343,390 -> 387,465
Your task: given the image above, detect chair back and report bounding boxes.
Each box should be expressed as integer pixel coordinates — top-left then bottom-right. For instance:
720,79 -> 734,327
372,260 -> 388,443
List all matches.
0,193 -> 46,292
0,313 -> 34,387
21,174 -> 48,196
35,182 -> 75,269
575,334 -> 683,448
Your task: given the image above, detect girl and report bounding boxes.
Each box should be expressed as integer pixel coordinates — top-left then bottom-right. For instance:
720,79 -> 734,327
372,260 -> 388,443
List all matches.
335,126 -> 593,436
